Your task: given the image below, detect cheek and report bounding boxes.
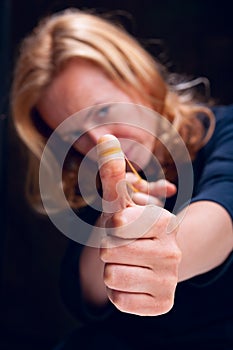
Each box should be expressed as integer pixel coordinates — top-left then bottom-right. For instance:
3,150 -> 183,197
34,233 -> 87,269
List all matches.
113,126 -> 139,139
73,136 -> 96,159
72,126 -> 115,159
128,130 -> 155,150
37,99 -> 68,130
113,126 -> 155,152
143,134 -> 155,151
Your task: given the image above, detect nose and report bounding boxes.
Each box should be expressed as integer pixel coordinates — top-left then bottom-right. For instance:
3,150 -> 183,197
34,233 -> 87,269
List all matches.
87,127 -> 109,145
75,126 -> 111,159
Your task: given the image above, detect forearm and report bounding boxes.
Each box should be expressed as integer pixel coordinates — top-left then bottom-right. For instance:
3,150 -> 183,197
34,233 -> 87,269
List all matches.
177,200 -> 233,282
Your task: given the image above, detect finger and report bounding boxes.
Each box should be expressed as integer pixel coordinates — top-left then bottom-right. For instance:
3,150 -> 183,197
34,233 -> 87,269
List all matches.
100,237 -> 157,266
104,205 -> 178,240
106,288 -> 174,316
101,234 -> 181,268
149,179 -> 177,198
97,134 -> 133,212
126,173 -> 176,198
104,263 -> 178,296
131,192 -> 163,206
104,264 -> 153,293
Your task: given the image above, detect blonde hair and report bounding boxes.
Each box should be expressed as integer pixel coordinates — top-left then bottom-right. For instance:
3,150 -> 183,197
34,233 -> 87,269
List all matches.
11,8 -> 215,210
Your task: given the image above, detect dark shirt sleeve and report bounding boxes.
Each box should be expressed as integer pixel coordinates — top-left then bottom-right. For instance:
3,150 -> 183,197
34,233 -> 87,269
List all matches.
191,105 -> 233,219
188,105 -> 233,286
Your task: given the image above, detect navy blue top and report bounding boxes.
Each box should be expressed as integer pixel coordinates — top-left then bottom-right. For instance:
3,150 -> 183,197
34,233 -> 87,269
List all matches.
60,105 -> 233,347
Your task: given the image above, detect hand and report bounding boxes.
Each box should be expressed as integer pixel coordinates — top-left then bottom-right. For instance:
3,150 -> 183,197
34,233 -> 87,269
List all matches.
97,135 -> 181,316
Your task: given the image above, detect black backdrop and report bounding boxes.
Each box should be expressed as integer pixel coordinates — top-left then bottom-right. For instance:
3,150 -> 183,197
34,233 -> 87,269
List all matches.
0,1 -> 233,349
11,0 -> 233,104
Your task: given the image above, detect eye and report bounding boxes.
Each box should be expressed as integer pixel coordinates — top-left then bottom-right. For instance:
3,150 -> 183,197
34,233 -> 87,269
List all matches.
62,130 -> 82,144
95,105 -> 111,118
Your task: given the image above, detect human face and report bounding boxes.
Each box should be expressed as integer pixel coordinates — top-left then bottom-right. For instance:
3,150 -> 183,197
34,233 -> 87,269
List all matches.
37,59 -> 157,169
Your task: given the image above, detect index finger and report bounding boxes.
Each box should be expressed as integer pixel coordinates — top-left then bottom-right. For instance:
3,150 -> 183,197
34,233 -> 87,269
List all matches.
105,205 -> 178,240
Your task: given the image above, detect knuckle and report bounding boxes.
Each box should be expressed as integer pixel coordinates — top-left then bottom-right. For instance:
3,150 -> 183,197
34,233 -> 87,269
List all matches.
103,264 -> 112,284
168,275 -> 179,290
103,264 -> 118,288
110,212 -> 125,227
148,295 -> 175,316
158,296 -> 175,314
152,242 -> 181,264
168,247 -> 182,262
108,290 -> 128,311
99,247 -> 109,262
150,209 -> 176,234
154,274 -> 178,289
175,248 -> 182,263
160,209 -> 174,221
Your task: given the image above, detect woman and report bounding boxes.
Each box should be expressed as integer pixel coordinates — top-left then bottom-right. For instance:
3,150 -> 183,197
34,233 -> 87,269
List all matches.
11,8 -> 233,349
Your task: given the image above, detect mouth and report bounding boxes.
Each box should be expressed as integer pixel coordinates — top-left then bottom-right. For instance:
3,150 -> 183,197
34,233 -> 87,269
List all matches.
124,145 -> 135,161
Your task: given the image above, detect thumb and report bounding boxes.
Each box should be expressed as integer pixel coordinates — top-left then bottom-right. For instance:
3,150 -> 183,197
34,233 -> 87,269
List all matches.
97,134 -> 132,213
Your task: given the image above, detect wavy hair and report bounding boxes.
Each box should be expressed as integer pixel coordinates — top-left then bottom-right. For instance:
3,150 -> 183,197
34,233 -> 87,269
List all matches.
11,8 -> 215,211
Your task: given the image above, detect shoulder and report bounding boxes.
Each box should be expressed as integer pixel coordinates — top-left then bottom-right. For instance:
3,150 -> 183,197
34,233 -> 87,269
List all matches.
211,104 -> 233,120
203,104 -> 233,152
211,104 -> 233,132
191,104 -> 233,219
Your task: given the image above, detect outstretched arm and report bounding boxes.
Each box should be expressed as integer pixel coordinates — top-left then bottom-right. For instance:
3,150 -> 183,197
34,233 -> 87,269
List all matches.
177,200 -> 233,282
79,135 -> 233,315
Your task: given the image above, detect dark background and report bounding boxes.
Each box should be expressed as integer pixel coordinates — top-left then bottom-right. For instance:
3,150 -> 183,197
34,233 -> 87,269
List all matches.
1,1 -> 233,349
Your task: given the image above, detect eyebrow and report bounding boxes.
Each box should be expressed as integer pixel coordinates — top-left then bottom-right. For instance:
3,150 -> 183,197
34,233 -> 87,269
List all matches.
59,129 -> 82,140
60,102 -> 113,138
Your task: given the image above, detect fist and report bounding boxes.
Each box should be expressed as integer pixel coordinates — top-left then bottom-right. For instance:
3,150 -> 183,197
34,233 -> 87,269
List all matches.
97,134 -> 181,316
100,205 -> 181,316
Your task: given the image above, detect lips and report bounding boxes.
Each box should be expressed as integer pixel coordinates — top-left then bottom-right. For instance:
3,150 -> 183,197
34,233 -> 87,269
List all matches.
124,146 -> 134,161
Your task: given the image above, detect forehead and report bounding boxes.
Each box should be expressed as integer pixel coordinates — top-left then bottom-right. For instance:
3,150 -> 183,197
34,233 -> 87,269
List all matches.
37,59 -> 112,127
47,59 -> 114,102
39,59 -> 131,116
37,59 -> 131,127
